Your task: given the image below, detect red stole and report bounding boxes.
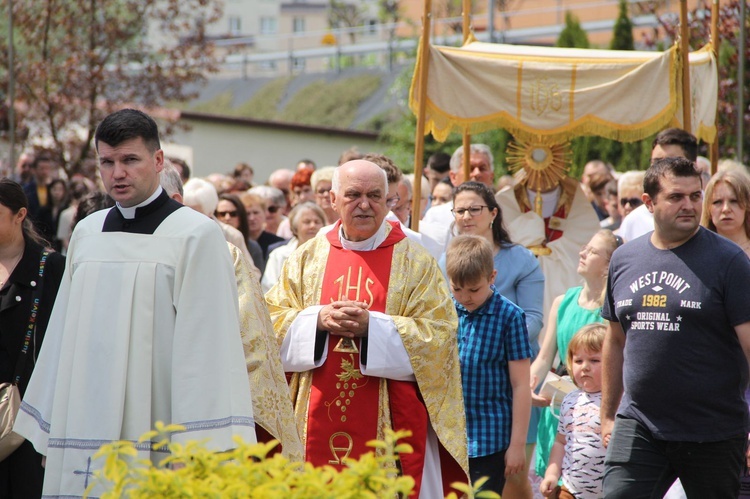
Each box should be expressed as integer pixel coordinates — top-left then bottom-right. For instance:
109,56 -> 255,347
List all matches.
522,203 -> 568,243
305,222 -> 430,496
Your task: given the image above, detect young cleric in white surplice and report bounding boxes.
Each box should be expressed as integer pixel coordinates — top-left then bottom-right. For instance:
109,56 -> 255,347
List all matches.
13,110 -> 256,498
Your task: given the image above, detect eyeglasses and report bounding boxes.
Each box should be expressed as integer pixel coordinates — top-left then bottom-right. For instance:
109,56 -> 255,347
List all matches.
267,205 -> 280,214
619,197 -> 643,208
451,205 -> 489,217
386,195 -> 401,209
215,210 -> 238,218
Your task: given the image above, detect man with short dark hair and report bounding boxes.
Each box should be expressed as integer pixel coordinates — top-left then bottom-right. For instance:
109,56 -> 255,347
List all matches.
421,144 -> 495,249
619,127 -> 699,241
266,159 -> 469,497
424,152 -> 451,192
601,156 -> 750,497
16,109 -> 257,497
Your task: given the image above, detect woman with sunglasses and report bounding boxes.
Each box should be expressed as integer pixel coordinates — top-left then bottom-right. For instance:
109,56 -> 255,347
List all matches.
215,193 -> 265,274
529,229 -> 622,484
439,181 -> 544,498
616,171 -> 646,224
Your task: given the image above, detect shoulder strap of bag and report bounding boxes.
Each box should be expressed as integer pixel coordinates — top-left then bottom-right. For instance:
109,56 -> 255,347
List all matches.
11,250 -> 49,385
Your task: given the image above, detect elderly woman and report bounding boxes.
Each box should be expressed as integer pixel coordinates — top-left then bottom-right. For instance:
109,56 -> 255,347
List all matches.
311,166 -> 338,224
261,202 -> 326,293
702,168 -> 750,259
0,179 -> 65,497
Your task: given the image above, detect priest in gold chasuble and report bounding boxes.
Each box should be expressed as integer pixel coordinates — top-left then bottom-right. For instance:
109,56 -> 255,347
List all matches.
266,160 -> 469,497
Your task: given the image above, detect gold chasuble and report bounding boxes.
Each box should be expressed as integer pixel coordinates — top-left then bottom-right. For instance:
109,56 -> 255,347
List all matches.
266,221 -> 469,496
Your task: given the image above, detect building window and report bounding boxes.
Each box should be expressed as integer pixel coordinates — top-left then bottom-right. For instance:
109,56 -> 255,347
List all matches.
228,16 -> 241,36
368,19 -> 378,35
293,17 -> 305,33
293,57 -> 306,71
260,17 -> 277,35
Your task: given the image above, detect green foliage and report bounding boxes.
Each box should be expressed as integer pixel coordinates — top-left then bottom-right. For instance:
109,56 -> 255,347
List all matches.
568,135 -> 655,177
234,78 -> 292,120
556,12 -> 590,49
560,0 -> 649,176
88,424 -> 496,499
379,110 -> 513,175
610,0 -> 634,50
187,91 -> 235,114
278,75 -> 382,128
0,0 -> 223,175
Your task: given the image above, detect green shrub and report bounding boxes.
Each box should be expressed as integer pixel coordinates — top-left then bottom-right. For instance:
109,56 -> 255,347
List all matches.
86,423 -> 496,498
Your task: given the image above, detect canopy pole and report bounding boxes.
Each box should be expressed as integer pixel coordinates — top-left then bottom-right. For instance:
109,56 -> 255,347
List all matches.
680,0 -> 692,133
737,0 -> 745,162
462,0 -> 472,182
8,0 -> 16,172
411,0 -> 433,232
709,0 -> 720,174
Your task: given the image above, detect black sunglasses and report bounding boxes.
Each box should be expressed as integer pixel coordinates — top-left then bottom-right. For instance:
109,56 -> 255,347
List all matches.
619,197 -> 643,208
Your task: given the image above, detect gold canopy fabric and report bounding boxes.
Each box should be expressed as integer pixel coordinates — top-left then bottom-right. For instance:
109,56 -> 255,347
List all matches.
409,39 -> 717,144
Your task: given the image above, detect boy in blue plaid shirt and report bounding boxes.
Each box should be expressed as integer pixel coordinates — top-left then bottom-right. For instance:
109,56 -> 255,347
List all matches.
446,235 -> 532,495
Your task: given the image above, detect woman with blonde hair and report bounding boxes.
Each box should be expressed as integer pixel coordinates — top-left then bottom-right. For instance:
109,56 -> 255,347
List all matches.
530,229 -> 622,480
701,169 -> 750,258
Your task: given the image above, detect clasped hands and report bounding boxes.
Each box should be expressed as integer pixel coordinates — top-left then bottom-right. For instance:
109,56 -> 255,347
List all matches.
317,300 -> 370,338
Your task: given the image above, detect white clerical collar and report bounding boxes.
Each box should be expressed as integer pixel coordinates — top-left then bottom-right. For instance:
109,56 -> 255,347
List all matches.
526,186 -> 561,219
339,219 -> 388,251
116,186 -> 163,219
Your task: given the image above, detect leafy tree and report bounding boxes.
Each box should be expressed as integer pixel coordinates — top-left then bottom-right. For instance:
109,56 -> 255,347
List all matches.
556,12 -> 590,49
328,0 -> 368,44
554,6 -> 654,175
0,0 -> 222,176
611,0 -> 635,50
639,0 -> 748,163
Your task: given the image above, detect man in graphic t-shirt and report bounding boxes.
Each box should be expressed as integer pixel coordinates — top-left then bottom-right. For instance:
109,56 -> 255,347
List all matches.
601,156 -> 750,497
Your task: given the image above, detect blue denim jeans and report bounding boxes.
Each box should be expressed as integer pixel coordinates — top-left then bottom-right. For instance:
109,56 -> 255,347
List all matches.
603,416 -> 746,499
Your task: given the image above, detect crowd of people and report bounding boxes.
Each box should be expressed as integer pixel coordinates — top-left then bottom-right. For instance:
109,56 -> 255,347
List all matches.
1,110 -> 750,499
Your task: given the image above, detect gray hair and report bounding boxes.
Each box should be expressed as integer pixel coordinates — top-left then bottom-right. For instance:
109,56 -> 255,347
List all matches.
449,144 -> 493,172
331,163 -> 388,193
400,176 -> 413,198
288,201 -> 326,238
183,178 -> 218,216
249,185 -> 287,208
311,166 -> 336,190
617,170 -> 645,193
159,159 -> 184,197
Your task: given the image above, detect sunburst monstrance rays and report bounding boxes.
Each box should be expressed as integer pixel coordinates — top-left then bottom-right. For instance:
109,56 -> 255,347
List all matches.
506,140 -> 571,192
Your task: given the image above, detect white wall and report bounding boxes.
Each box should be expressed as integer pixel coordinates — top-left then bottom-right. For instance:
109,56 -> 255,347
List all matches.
169,115 -> 381,184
